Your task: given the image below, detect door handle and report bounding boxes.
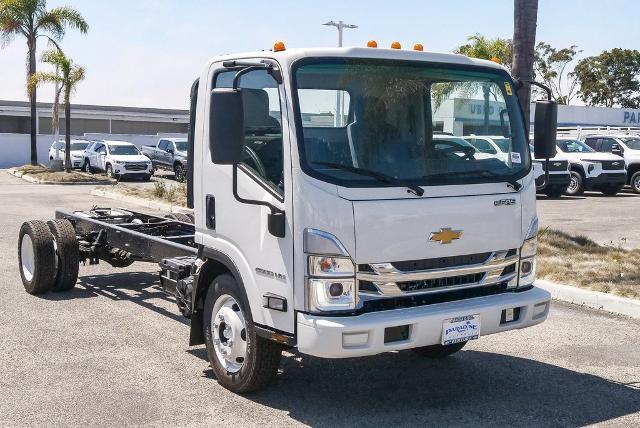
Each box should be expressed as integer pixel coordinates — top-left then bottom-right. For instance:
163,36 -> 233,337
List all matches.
206,195 -> 215,229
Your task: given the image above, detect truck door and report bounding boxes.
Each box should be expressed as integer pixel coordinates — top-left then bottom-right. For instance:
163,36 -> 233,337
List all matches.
197,61 -> 294,334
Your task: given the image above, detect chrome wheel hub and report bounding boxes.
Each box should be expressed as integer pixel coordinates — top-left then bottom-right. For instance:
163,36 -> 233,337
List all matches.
211,295 -> 247,373
634,175 -> 640,192
568,176 -> 578,193
20,234 -> 35,281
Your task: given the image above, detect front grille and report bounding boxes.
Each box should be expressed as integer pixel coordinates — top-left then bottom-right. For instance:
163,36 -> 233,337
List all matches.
360,283 -> 513,314
359,251 -> 492,272
543,160 -> 568,172
125,162 -> 147,171
396,272 -> 485,292
601,160 -> 624,170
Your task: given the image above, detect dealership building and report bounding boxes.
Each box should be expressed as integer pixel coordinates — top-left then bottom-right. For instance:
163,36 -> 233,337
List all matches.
2,98 -> 640,167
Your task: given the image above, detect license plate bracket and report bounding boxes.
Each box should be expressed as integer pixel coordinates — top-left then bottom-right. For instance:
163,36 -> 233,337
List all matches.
441,314 -> 480,345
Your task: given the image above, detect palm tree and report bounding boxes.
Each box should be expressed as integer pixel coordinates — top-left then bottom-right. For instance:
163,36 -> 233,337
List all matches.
0,0 -> 88,165
512,0 -> 539,133
29,49 -> 85,172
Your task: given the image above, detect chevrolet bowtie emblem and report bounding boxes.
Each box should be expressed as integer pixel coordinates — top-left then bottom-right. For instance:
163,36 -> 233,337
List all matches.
429,227 -> 463,244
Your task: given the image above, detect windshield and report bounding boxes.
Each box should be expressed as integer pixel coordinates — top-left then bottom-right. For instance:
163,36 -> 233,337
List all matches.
174,141 -> 188,152
293,59 -> 529,187
621,137 -> 640,150
558,140 -> 594,153
109,145 -> 140,155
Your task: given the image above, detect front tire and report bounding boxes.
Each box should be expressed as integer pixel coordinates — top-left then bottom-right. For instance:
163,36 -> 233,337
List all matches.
601,185 -> 622,196
203,274 -> 282,393
18,220 -> 57,295
84,159 -> 93,174
413,342 -> 467,358
544,185 -> 565,198
565,171 -> 584,196
106,164 -> 115,179
631,171 -> 640,194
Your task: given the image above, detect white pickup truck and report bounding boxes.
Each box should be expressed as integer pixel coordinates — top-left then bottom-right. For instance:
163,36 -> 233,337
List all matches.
18,45 -> 556,394
583,134 -> 640,193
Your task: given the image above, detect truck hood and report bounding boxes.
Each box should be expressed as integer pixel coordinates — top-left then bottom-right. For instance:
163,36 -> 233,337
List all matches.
110,154 -> 150,163
352,192 -> 522,263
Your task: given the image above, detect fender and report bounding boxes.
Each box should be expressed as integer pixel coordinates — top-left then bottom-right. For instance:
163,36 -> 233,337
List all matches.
189,245 -> 249,346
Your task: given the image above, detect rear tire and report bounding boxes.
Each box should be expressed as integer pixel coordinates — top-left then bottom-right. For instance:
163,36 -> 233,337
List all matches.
18,220 -> 57,295
631,171 -> 640,194
174,163 -> 185,182
565,171 -> 584,196
165,212 -> 193,223
412,342 -> 467,358
203,273 -> 282,393
47,219 -> 79,291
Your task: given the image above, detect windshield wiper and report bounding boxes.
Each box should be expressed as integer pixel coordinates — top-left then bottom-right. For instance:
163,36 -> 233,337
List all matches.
423,170 -> 522,191
313,161 -> 425,196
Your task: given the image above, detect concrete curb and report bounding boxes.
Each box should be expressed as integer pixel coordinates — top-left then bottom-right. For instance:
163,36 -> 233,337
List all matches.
7,168 -> 115,185
536,279 -> 640,319
91,188 -> 191,214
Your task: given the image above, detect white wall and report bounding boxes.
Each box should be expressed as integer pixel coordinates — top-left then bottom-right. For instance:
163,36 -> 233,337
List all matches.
0,132 -> 187,168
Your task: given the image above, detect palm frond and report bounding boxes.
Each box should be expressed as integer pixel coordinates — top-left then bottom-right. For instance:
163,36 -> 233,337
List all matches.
28,70 -> 62,92
37,5 -> 88,39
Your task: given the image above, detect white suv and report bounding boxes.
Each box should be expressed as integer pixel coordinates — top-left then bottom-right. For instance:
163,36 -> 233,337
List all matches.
84,140 -> 153,180
48,139 -> 92,169
583,134 -> 640,193
556,139 -> 627,196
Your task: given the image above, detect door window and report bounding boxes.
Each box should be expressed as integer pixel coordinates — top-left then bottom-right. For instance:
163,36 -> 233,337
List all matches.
215,68 -> 284,194
158,140 -> 169,151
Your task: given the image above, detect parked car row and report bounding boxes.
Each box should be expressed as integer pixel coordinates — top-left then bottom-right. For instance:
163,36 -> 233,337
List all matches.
47,137 -> 189,182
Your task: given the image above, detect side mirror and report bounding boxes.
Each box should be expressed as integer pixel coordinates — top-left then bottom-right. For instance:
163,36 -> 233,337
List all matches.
611,144 -> 623,156
533,100 -> 558,159
167,148 -> 174,154
209,88 -> 244,164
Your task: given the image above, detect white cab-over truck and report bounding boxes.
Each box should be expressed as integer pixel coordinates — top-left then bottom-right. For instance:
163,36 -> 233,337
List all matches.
17,45 -> 558,394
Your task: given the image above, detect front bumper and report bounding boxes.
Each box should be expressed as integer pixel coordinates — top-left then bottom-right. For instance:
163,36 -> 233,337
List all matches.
297,285 -> 550,358
585,172 -> 627,187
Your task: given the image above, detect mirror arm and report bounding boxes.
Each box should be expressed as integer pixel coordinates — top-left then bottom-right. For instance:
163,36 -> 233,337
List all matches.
518,79 -> 553,101
232,164 -> 283,215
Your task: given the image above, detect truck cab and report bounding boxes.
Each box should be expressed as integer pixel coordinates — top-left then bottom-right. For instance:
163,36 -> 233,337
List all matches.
187,46 -> 555,391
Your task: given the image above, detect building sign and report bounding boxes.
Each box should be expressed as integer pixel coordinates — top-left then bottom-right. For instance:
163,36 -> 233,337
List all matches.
623,111 -> 640,124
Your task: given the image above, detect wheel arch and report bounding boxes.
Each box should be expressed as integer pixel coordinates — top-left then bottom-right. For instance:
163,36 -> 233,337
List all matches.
570,163 -> 586,177
189,247 -> 249,346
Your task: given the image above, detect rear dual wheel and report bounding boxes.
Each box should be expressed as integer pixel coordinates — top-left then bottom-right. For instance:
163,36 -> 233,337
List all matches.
18,219 -> 79,295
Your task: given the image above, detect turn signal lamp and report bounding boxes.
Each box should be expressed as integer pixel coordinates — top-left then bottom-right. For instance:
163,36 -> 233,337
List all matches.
273,41 -> 286,52
390,41 -> 401,49
490,57 -> 500,64
367,40 -> 378,48
413,43 -> 424,51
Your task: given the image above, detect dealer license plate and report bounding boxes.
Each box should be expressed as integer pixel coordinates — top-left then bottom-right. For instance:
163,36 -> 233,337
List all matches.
441,314 -> 481,345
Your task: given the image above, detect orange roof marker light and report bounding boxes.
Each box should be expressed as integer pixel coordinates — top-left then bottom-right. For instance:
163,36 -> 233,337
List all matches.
413,43 -> 424,51
273,41 -> 286,52
490,57 -> 501,64
390,41 -> 401,49
367,40 -> 378,48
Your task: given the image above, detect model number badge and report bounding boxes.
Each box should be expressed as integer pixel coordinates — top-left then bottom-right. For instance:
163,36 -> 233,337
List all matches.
494,199 -> 516,206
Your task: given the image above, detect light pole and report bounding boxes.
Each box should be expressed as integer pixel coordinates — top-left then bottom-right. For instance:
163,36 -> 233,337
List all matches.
323,20 -> 357,126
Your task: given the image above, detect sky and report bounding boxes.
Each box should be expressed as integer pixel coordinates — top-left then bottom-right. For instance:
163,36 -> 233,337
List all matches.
1,0 -> 638,109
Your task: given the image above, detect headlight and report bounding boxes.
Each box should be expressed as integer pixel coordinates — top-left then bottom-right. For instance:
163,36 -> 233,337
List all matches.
113,160 -> 124,165
307,278 -> 356,313
519,218 -> 537,287
304,229 -> 356,313
308,255 -> 355,277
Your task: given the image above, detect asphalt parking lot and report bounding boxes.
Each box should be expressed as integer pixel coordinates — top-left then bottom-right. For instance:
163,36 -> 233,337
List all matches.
1,171 -> 639,426
537,188 -> 640,249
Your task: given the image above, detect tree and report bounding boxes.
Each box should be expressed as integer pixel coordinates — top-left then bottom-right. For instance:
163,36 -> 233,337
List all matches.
456,34 -> 513,70
574,49 -> 640,108
512,0 -> 539,132
534,42 -> 581,104
0,0 -> 88,165
29,49 -> 85,172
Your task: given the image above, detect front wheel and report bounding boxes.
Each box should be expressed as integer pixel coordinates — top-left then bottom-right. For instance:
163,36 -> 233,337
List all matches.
106,164 -> 115,179
84,160 -> 93,174
565,171 -> 584,196
203,274 -> 282,394
631,171 -> 640,194
544,185 -> 565,198
412,342 -> 467,358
